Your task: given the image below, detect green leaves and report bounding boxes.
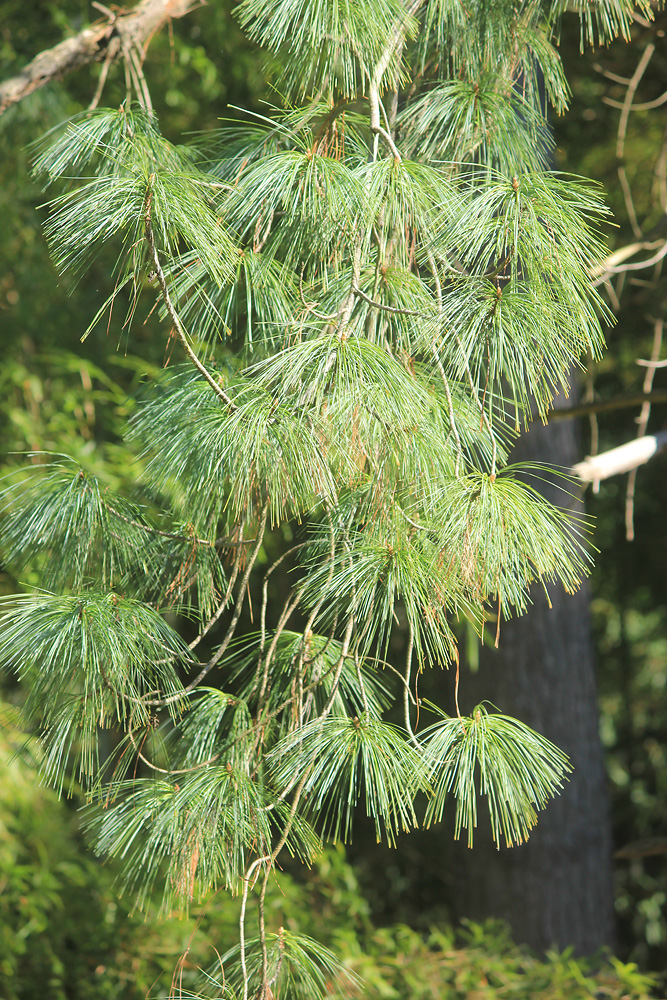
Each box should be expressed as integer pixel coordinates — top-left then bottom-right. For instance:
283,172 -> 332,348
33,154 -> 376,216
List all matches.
1,460 -> 134,591
167,250 -> 300,353
397,77 -> 554,173
299,513 -> 460,666
0,590 -> 188,698
421,0 -> 568,112
435,171 -> 610,284
217,929 -> 361,1000
131,369 -> 335,524
250,333 -> 435,442
423,703 -> 572,847
34,107 -> 237,288
421,467 -> 592,616
0,459 -> 226,617
431,277 -> 592,417
237,0 -> 415,99
363,157 -> 457,256
428,170 -> 610,417
269,715 -> 428,844
225,145 -> 363,263
0,591 -> 187,789
88,764 -> 272,907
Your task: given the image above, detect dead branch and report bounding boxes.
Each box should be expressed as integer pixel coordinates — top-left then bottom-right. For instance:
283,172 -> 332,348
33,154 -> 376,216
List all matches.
615,837 -> 667,859
572,431 -> 667,484
625,318 -> 664,539
0,0 -> 200,117
543,390 -> 667,422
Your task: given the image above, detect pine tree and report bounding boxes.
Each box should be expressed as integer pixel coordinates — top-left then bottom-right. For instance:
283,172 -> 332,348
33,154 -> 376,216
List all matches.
0,0 -> 652,995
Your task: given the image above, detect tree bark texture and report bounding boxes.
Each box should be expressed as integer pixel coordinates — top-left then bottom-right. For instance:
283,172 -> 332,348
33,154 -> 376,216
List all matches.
448,413 -> 617,955
0,0 -> 199,117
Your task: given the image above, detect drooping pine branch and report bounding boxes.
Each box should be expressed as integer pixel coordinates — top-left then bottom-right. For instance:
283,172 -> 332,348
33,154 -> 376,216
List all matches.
4,2 -> 655,989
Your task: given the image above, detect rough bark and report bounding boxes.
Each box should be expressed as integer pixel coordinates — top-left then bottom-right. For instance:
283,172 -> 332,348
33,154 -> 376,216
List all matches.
0,0 -> 200,117
448,412 -> 616,955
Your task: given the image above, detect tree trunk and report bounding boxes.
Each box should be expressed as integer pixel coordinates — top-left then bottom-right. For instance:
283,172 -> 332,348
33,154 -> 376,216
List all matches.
448,414 -> 616,954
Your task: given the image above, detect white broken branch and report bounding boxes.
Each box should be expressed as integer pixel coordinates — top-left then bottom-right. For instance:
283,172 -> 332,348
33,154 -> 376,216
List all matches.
572,431 -> 667,486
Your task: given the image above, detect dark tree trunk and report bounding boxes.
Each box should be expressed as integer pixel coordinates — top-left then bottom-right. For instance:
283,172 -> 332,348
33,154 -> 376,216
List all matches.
448,414 -> 616,954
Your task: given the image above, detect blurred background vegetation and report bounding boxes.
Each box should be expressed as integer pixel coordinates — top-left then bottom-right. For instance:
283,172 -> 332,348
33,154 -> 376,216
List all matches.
1,1 -> 666,996
555,13 -> 667,975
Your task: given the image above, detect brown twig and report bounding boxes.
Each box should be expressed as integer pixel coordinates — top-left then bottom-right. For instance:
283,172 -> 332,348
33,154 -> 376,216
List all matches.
352,284 -> 423,315
240,855 -> 271,1000
144,182 -> 238,411
153,504 -> 269,707
615,44 -> 655,240
403,622 -> 420,748
188,536 -> 244,653
539,390 -> 667,421
453,647 -> 465,730
625,318 -> 663,540
257,768 -> 312,999
103,499 -> 252,549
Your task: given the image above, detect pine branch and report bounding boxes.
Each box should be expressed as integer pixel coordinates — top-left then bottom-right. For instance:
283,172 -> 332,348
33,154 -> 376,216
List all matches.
352,285 -> 423,315
144,182 -> 239,410
0,0 -> 201,117
7,0 -> 638,955
103,499 -> 253,549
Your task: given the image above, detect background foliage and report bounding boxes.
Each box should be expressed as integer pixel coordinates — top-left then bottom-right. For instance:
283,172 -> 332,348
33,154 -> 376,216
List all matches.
554,11 -> 667,972
0,702 -> 657,999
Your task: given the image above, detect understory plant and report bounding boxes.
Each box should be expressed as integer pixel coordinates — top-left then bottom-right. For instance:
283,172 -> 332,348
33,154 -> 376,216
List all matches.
0,0 -> 652,995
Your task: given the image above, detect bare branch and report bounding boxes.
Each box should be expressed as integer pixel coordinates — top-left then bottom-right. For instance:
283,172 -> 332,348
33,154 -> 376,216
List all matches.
543,390 -> 667,421
367,0 -> 426,160
589,239 -> 664,279
572,432 -> 667,484
625,318 -> 663,540
0,0 -> 200,117
615,837 -> 667,859
352,284 -> 423,315
616,43 -> 655,161
593,62 -> 631,86
592,239 -> 667,284
144,183 -> 239,410
637,356 -> 667,368
604,88 -> 667,112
